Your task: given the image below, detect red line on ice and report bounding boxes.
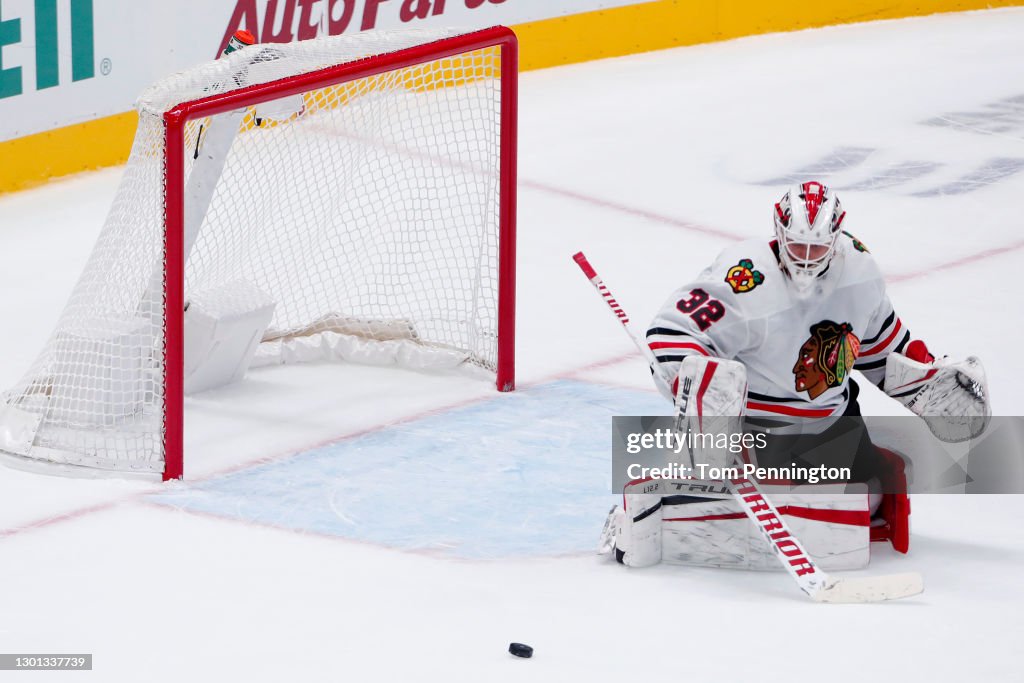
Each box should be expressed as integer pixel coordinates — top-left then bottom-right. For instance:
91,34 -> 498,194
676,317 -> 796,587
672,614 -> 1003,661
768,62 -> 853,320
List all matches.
0,500 -> 125,540
524,180 -> 1024,283
888,238 -> 1024,283
520,179 -> 746,241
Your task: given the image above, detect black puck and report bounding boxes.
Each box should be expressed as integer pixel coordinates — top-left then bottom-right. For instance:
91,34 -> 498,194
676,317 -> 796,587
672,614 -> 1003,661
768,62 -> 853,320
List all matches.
508,642 -> 533,658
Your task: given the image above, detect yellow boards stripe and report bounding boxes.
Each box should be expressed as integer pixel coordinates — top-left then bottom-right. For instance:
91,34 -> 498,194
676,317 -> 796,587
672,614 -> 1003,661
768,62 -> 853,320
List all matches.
0,111 -> 136,194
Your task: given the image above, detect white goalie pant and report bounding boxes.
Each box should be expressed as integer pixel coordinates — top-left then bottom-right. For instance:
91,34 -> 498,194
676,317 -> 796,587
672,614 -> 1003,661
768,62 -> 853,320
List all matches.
604,478 -> 871,571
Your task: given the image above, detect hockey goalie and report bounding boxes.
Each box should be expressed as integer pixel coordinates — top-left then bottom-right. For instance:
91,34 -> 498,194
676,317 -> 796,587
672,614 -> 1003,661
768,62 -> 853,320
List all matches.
600,181 -> 991,572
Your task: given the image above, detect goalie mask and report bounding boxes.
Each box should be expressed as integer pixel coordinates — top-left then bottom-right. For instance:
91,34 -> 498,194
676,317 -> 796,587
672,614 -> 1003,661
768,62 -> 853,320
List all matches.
773,182 -> 846,293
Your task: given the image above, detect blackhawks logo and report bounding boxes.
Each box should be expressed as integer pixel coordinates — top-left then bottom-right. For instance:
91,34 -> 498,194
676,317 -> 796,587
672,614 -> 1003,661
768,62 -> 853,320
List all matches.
842,230 -> 869,253
725,259 -> 764,293
792,321 -> 861,399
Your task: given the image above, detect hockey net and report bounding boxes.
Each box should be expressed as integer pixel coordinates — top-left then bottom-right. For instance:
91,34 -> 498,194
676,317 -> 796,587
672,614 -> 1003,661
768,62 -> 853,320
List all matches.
0,27 -> 517,480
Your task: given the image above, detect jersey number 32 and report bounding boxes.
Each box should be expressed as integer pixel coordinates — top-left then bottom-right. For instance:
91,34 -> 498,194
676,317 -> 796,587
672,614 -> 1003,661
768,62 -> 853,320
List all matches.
676,288 -> 725,331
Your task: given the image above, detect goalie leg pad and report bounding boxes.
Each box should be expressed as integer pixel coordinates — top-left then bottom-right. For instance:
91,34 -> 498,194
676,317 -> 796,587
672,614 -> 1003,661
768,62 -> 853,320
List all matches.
606,479 -> 872,571
661,481 -> 872,570
607,480 -> 665,568
674,356 -> 748,471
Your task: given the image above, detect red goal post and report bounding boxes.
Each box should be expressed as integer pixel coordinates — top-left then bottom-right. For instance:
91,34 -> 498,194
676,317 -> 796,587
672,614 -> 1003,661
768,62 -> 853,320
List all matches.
162,27 -> 518,480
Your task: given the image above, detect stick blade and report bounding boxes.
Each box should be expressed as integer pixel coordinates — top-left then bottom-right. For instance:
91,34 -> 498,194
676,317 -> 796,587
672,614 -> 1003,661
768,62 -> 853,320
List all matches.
813,572 -> 924,604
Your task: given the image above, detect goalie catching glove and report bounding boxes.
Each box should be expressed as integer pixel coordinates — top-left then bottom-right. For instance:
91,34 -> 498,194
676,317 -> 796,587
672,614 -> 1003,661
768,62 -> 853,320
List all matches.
884,340 -> 990,442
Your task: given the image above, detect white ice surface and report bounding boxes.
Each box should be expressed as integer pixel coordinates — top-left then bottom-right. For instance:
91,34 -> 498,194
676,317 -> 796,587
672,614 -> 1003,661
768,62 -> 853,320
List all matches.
1,9 -> 1024,681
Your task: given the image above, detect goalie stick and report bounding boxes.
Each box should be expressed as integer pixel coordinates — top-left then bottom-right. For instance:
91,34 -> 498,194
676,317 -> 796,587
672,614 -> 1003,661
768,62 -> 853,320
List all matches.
572,251 -> 923,603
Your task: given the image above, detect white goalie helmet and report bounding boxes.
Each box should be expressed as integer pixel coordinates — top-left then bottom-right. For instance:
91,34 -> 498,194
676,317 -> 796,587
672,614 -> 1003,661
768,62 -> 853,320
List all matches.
773,181 -> 846,293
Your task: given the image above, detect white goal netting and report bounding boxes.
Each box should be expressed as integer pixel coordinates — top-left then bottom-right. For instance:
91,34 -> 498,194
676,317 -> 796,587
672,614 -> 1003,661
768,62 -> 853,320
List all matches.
0,28 -> 513,476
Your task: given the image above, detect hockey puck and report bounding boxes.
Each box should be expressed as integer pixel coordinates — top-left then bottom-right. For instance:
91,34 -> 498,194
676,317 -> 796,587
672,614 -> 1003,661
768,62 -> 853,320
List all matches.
508,642 -> 533,659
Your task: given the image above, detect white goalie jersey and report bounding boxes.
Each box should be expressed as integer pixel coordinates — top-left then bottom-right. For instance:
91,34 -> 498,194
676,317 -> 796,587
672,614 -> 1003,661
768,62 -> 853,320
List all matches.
647,233 -> 910,418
